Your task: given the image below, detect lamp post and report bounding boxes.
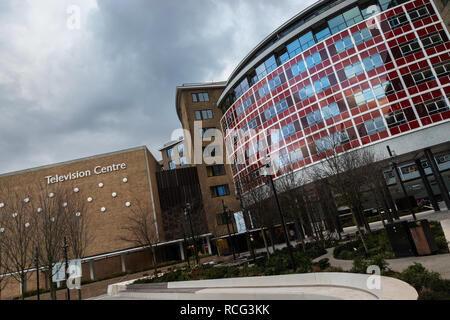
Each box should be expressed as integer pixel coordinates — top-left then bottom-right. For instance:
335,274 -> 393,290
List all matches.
184,203 -> 199,265
182,231 -> 190,268
387,146 -> 416,220
222,200 -> 236,260
34,247 -> 40,301
262,157 -> 296,272
63,237 -> 70,300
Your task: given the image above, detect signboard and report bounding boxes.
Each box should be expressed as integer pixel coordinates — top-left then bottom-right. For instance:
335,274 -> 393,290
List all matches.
234,211 -> 247,234
52,259 -> 82,282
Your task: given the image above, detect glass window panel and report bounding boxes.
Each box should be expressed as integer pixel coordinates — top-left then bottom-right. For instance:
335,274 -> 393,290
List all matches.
328,14 -> 346,34
362,5 -> 380,19
315,27 -> 332,42
299,31 -> 315,50
292,60 -> 307,76
265,55 -> 277,74
343,7 -> 363,27
287,39 -> 302,58
275,99 -> 289,114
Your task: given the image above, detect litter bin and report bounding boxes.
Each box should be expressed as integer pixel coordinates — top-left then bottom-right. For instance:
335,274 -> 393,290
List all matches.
408,220 -> 438,256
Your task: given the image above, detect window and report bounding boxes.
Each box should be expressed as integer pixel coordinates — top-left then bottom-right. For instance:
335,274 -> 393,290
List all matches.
234,78 -> 250,100
313,76 -> 331,93
315,27 -> 331,42
257,84 -> 270,99
275,99 -> 289,114
264,105 -> 277,121
169,161 -> 176,170
332,130 -> 350,145
199,127 -> 216,138
342,7 -> 364,27
167,148 -> 173,158
408,5 -> 430,22
379,0 -> 399,10
248,117 -> 260,130
306,109 -> 323,126
364,116 -> 386,135
179,157 -> 186,166
211,184 -> 230,197
282,122 -> 297,138
385,110 -> 407,128
400,39 -> 421,56
192,92 -> 209,102
195,109 -> 213,120
216,213 -> 227,225
178,144 -> 184,154
235,103 -> 244,117
425,97 -> 449,115
287,32 -> 315,58
362,53 -> 383,71
291,60 -> 307,77
344,61 -> 365,79
412,67 -> 435,85
315,137 -> 333,152
352,28 -> 372,45
269,75 -> 282,91
354,88 -> 374,106
328,14 -> 347,34
335,36 -> 354,53
389,13 -> 408,29
289,148 -> 304,163
434,61 -> 450,78
322,102 -> 340,119
207,165 -> 226,177
255,55 -> 278,80
401,164 -> 417,174
373,81 -> 394,99
278,153 -> 290,168
269,129 -> 282,145
298,84 -> 315,101
242,95 -> 254,111
361,4 -> 380,19
305,52 -> 322,69
421,32 -> 444,49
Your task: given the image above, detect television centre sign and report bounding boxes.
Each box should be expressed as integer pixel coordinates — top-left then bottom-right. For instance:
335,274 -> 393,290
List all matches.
45,163 -> 127,185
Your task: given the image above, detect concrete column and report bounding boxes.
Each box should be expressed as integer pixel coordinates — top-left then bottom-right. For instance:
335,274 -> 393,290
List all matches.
120,254 -> 126,273
424,148 -> 450,209
89,261 -> 95,281
415,158 -> 440,212
179,242 -> 185,261
56,281 -> 61,289
206,236 -> 212,255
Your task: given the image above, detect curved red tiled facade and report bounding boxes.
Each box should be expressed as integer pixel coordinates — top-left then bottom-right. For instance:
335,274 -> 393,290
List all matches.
220,0 -> 450,190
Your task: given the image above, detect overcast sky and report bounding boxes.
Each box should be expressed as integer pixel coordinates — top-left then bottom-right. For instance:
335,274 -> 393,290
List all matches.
0,0 -> 315,174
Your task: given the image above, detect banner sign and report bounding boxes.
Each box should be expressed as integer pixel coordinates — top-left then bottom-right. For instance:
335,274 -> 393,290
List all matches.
52,259 -> 82,282
234,211 -> 247,234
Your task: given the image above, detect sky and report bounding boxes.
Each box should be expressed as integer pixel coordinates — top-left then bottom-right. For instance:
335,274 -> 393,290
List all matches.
0,0 -> 316,174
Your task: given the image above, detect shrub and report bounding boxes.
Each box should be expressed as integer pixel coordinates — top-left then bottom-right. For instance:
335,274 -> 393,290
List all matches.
317,258 -> 331,271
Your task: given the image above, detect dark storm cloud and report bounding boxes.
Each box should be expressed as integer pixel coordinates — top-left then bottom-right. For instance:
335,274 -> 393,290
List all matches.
0,0 -> 314,174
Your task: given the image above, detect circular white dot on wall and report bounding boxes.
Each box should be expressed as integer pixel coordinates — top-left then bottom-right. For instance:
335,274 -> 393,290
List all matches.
123,178 -> 128,183
49,193 -> 55,198
101,207 -> 106,212
0,228 -> 4,233
112,192 -> 117,198
75,212 -> 81,217
74,187 -> 79,193
98,183 -> 104,188
37,208 -> 42,213
12,213 -> 18,218
0,203 -> 4,208
25,222 -> 30,228
50,217 -> 55,222
63,202 -> 68,207
24,198 -> 30,203
125,202 -> 131,207
87,197 -> 93,203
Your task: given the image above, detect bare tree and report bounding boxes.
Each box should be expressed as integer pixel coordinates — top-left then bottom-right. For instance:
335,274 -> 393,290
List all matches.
31,183 -> 73,300
0,184 -> 35,299
0,237 -> 10,300
239,174 -> 275,258
65,190 -> 93,300
119,198 -> 159,274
